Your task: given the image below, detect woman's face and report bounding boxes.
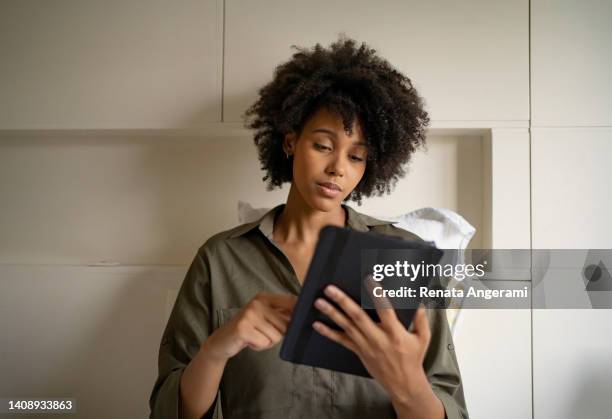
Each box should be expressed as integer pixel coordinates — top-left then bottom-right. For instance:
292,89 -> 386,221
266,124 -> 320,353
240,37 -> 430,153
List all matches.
284,107 -> 368,212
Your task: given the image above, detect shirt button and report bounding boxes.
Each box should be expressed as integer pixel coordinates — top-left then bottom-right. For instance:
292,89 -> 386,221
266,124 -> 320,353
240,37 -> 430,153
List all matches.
447,343 -> 455,351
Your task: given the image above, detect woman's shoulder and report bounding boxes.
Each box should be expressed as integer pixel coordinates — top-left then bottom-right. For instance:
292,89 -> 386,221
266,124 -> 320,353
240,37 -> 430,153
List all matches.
195,219 -> 263,257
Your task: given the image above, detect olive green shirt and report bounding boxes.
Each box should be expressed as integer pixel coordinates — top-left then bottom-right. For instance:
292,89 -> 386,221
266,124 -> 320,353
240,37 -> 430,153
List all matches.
149,203 -> 468,419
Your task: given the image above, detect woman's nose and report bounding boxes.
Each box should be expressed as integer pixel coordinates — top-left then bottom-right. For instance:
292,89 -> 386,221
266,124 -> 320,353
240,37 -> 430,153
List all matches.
325,154 -> 346,177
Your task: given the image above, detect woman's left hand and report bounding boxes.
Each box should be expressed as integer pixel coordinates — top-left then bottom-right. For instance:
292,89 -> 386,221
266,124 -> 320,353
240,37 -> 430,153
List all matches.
312,284 -> 445,419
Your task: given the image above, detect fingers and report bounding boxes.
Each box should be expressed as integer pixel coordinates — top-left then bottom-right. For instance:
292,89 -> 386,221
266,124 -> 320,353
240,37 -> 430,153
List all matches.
411,305 -> 432,348
239,311 -> 284,351
312,321 -> 358,353
316,285 -> 384,344
233,315 -> 272,351
245,329 -> 274,350
258,292 -> 298,313
245,293 -> 295,329
238,293 -> 295,351
251,321 -> 283,347
313,297 -> 367,348
259,302 -> 291,334
364,279 -> 400,332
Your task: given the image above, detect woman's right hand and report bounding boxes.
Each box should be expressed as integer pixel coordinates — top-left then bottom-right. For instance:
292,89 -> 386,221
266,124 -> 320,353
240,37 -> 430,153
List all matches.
202,292 -> 298,362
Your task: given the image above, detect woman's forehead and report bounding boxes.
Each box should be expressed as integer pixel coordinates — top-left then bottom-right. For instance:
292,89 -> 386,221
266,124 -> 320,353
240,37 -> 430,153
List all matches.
304,107 -> 365,141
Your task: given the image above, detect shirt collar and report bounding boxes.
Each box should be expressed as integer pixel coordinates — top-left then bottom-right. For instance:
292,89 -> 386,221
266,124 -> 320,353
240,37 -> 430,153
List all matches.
228,203 -> 395,239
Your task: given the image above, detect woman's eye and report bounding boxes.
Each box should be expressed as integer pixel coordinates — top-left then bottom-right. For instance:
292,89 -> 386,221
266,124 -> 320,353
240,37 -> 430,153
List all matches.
350,155 -> 364,162
314,143 -> 331,151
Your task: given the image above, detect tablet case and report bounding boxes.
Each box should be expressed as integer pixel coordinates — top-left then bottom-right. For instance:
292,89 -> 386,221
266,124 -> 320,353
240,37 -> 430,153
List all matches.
279,225 -> 443,377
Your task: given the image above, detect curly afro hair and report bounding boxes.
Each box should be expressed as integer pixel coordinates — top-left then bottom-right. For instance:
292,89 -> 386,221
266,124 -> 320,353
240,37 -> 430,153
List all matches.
243,35 -> 430,205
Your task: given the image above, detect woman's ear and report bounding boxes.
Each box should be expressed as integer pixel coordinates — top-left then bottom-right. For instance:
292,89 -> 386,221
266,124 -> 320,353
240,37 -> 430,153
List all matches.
283,132 -> 297,156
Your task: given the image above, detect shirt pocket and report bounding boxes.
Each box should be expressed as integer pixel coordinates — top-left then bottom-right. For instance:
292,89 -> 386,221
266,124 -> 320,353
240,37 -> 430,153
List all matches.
217,307 -> 295,416
331,370 -> 395,415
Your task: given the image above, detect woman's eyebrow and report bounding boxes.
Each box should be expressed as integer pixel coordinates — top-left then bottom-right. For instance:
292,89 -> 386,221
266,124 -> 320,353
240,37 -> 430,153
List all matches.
311,128 -> 366,146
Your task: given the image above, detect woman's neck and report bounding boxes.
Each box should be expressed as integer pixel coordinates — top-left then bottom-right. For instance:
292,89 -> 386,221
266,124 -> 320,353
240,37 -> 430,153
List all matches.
273,183 -> 346,245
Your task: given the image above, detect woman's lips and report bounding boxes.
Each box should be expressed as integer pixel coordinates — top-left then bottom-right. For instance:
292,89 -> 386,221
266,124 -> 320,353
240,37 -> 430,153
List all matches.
316,182 -> 341,198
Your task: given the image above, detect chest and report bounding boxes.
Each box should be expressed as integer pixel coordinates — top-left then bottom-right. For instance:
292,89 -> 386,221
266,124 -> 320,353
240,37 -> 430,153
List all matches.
276,242 -> 315,285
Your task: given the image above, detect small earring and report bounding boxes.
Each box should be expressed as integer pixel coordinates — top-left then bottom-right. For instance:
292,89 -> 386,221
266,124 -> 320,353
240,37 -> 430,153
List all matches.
285,151 -> 291,159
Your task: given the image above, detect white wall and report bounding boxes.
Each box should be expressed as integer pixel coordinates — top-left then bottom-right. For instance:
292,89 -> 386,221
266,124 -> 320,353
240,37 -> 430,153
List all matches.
0,133 -> 486,265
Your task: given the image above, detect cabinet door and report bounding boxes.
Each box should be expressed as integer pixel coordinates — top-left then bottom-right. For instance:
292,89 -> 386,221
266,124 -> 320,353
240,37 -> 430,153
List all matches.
0,265 -> 186,419
224,0 -> 528,123
531,0 -> 612,126
0,0 -> 223,129
453,308 -> 532,419
532,128 -> 612,418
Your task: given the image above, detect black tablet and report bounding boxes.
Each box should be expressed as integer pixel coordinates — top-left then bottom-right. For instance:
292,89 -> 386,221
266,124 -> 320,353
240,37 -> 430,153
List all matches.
279,225 -> 443,377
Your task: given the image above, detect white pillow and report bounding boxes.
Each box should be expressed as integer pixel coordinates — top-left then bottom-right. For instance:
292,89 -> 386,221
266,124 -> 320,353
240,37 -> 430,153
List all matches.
376,207 -> 475,250
374,208 -> 476,335
237,201 -> 476,334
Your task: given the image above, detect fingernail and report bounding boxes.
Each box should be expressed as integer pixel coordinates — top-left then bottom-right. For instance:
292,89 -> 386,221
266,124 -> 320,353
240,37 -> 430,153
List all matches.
325,285 -> 338,297
314,298 -> 326,310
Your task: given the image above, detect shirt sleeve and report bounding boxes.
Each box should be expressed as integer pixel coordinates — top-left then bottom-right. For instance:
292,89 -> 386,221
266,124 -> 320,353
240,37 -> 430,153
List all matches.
423,308 -> 469,419
149,248 -> 217,419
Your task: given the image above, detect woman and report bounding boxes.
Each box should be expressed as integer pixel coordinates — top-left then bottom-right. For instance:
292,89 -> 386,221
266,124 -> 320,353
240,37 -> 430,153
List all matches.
149,37 -> 468,419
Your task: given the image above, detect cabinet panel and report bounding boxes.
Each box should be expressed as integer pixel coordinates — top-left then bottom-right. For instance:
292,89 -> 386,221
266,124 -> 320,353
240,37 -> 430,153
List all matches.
224,0 -> 528,123
0,265 -> 186,419
533,310 -> 612,418
531,0 -> 612,126
0,0 -> 223,129
532,128 -> 612,419
488,129 -> 531,248
454,308 -> 532,419
532,128 -> 612,249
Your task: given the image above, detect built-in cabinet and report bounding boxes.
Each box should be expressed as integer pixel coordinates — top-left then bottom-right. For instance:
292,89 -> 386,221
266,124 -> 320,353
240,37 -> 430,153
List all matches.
223,0 -> 529,124
0,0 -> 224,129
530,1 -> 612,417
